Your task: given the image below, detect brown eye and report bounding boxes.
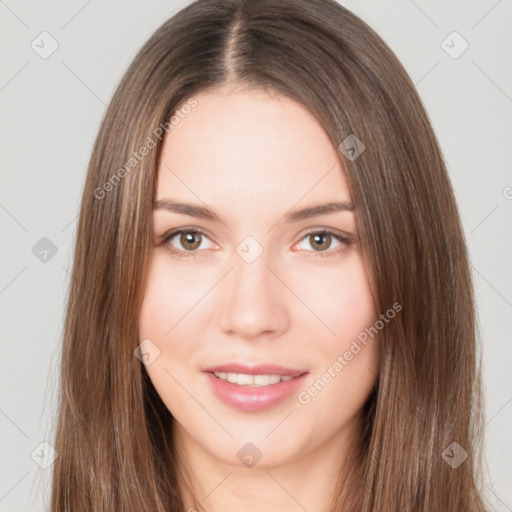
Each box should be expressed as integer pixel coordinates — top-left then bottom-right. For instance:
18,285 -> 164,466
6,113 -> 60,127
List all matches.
309,232 -> 332,251
161,227 -> 216,256
293,229 -> 352,257
179,231 -> 202,251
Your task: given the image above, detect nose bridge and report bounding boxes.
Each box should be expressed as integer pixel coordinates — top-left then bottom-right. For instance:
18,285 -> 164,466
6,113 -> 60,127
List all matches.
219,242 -> 289,339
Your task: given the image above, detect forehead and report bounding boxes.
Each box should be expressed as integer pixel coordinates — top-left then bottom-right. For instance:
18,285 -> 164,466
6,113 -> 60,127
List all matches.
156,88 -> 351,215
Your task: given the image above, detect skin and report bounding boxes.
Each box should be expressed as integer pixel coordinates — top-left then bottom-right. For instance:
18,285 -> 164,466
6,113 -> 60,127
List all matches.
138,85 -> 380,512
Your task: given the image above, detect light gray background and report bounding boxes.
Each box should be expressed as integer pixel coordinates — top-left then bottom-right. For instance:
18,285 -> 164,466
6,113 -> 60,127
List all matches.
1,0 -> 511,510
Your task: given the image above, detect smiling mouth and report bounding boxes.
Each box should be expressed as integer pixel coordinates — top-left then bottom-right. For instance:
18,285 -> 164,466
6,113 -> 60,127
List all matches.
203,366 -> 309,412
210,372 -> 297,387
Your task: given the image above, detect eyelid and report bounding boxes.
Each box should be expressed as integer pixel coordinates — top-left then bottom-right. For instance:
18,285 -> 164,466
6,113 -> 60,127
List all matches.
294,226 -> 353,244
160,225 -> 211,240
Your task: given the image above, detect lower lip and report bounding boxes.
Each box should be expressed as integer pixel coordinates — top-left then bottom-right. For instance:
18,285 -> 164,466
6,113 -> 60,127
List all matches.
204,372 -> 308,412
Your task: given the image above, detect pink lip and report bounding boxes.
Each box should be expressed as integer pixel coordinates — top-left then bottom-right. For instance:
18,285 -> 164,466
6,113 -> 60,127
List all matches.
202,364 -> 309,412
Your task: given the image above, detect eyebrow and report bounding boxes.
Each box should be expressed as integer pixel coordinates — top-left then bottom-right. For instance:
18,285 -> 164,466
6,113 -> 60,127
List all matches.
154,199 -> 354,223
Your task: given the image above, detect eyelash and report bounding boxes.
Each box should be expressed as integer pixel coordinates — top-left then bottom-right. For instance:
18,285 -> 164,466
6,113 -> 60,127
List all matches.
159,226 -> 354,259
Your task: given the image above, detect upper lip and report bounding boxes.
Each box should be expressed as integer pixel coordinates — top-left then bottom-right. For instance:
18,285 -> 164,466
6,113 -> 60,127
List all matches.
202,363 -> 308,377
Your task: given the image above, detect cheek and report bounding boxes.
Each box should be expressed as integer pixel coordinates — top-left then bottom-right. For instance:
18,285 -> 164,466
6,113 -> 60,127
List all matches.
139,252 -> 209,338
293,251 -> 377,344
138,255 -> 189,377
330,256 -> 379,377
137,250 -> 217,378
292,252 -> 379,406
334,265 -> 376,343
137,255 -> 198,418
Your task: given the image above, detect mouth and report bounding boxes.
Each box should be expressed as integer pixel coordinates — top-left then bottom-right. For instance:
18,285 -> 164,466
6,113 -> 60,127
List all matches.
202,363 -> 309,412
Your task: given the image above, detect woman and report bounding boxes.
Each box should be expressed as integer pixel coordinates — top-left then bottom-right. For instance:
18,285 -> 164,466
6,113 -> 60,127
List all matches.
51,0 -> 490,510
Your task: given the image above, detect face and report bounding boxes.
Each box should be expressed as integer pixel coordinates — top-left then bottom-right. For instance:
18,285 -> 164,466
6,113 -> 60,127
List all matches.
138,86 -> 379,469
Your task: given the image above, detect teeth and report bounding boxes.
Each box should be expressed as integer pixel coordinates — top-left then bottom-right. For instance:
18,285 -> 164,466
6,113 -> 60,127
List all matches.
213,372 -> 296,387
237,373 -> 253,385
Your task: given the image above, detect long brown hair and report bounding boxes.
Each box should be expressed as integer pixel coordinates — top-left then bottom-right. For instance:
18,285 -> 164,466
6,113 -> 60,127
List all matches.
51,1 -> 490,510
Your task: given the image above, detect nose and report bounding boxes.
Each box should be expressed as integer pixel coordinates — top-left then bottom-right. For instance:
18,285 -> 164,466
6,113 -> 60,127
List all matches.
218,247 -> 290,341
